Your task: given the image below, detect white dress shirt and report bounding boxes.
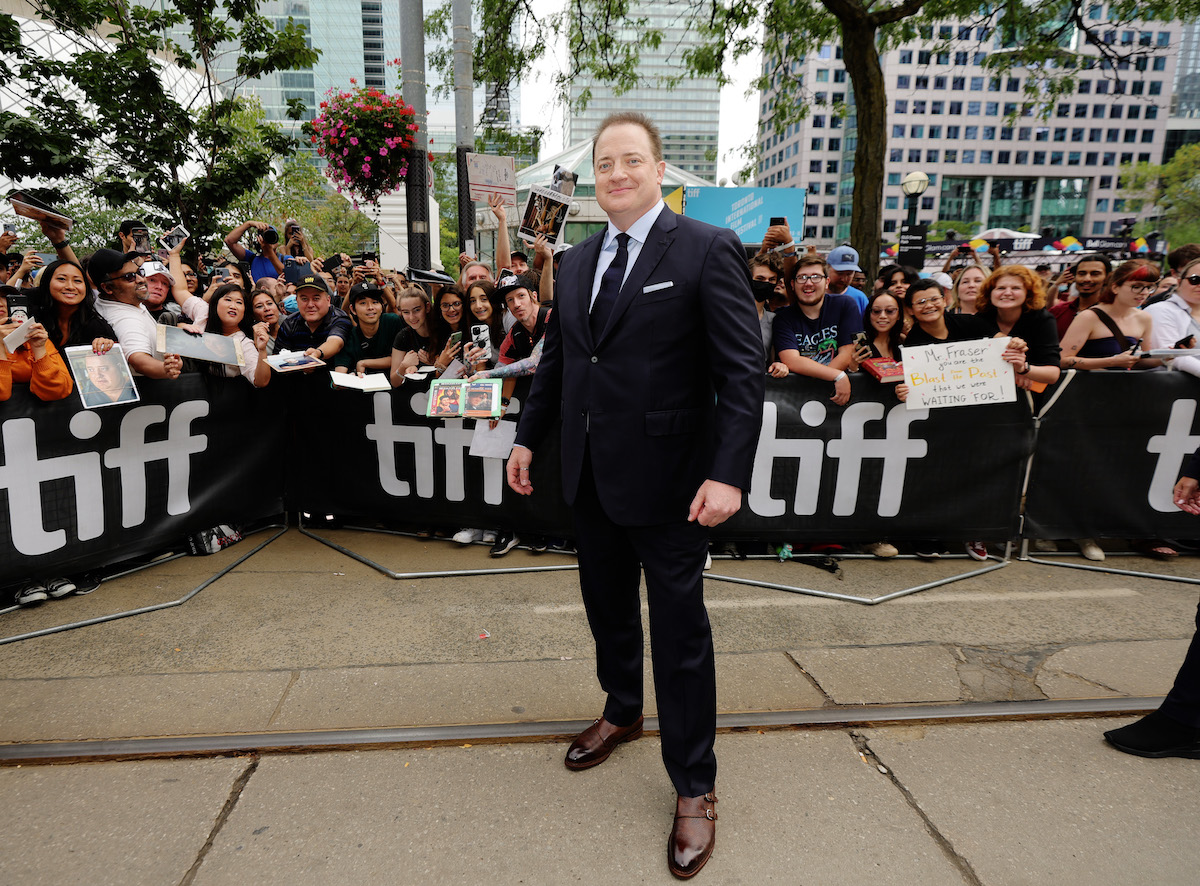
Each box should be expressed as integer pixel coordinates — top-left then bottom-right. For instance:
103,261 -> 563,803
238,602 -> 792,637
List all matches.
589,200 -> 667,309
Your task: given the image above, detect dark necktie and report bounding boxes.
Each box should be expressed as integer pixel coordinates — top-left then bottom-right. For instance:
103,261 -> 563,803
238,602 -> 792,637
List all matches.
590,232 -> 630,338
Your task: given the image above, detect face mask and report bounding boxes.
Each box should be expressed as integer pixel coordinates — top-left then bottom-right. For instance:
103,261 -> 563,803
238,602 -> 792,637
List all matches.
751,279 -> 776,302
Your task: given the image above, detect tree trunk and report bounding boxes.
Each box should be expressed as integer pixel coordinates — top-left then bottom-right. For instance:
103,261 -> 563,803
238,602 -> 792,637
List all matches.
840,19 -> 886,282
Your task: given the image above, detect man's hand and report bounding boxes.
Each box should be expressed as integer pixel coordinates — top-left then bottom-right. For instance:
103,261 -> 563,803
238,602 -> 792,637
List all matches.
506,447 -> 533,495
488,192 -> 508,225
0,231 -> 16,253
1174,476 -> 1200,515
687,479 -> 742,527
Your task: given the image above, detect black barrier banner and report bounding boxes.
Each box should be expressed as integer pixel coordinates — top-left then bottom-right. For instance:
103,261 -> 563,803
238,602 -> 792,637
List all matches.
0,376 -> 286,586
1024,371 -> 1200,540
289,375 -> 1033,543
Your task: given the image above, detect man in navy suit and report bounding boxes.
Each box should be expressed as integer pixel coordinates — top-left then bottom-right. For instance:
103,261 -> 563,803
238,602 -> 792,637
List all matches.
1105,446 -> 1200,759
507,112 -> 764,878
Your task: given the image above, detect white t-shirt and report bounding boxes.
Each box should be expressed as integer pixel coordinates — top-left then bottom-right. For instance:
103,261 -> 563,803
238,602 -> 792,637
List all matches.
94,298 -> 164,374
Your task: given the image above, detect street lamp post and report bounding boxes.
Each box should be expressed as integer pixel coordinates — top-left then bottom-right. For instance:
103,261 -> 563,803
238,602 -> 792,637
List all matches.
901,170 -> 930,229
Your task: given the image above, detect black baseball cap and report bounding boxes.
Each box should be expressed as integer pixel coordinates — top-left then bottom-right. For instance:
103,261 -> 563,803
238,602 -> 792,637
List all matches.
88,248 -> 141,284
494,271 -> 531,301
510,250 -> 529,263
294,274 -> 330,295
348,281 -> 385,303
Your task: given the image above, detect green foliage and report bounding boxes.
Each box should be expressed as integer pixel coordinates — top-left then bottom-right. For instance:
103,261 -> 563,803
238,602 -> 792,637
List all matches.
424,0 -> 1200,280
1121,144 -> 1200,246
0,0 -> 320,253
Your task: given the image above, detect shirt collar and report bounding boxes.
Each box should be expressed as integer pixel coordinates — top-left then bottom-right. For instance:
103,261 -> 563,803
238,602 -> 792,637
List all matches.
603,200 -> 666,251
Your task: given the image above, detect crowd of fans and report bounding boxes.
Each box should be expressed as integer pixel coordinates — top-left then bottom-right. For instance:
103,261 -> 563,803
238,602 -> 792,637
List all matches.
3,206 -> 1198,607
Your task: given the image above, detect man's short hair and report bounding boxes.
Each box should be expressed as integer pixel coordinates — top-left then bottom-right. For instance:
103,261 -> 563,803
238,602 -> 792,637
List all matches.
117,219 -> 148,236
1167,243 -> 1200,273
748,254 -> 783,279
787,256 -> 831,286
1073,253 -> 1112,274
593,112 -> 663,163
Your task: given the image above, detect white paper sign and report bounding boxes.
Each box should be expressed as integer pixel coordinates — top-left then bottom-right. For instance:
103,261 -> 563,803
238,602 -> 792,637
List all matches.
469,419 -> 518,459
330,372 -> 391,392
465,153 -> 517,205
901,336 -> 1015,409
3,317 -> 35,352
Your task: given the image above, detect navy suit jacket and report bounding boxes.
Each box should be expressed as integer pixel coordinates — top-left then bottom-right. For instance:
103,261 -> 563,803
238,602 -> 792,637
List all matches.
514,207 -> 764,526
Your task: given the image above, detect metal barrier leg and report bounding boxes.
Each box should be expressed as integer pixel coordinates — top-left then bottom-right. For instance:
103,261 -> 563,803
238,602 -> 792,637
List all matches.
297,516 -> 581,581
704,553 -> 1011,605
1023,553 -> 1200,586
0,518 -> 290,646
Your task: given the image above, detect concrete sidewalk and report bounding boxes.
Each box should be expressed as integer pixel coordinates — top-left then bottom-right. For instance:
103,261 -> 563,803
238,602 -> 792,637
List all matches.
2,528 -> 1199,884
0,529 -> 1195,745
3,719 -> 1198,885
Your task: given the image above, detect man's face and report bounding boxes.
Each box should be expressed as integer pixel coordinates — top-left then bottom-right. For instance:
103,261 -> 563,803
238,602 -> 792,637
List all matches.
1075,260 -> 1108,295
85,354 -> 120,394
851,270 -> 867,290
145,275 -> 170,307
510,256 -> 529,276
594,122 -> 666,227
828,267 -> 854,293
296,288 -> 330,324
106,261 -> 147,303
505,288 -> 536,324
464,265 -> 491,287
335,275 -> 351,294
791,264 -> 828,307
352,296 -> 383,325
751,265 -> 779,287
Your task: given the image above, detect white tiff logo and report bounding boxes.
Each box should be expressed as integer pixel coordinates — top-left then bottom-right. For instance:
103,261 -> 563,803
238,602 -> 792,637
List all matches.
749,400 -> 931,518
0,402 -> 209,556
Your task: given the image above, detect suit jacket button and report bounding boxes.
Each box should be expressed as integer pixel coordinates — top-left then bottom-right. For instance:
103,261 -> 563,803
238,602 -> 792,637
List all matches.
590,356 -> 598,363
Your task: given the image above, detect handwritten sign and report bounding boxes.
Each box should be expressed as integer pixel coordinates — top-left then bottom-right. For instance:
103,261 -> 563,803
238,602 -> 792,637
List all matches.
900,337 -> 1015,409
465,153 -> 517,206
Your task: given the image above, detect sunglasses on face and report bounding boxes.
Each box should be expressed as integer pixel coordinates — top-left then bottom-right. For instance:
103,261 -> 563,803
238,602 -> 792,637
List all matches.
912,295 -> 944,307
108,269 -> 146,283
1183,275 -> 1200,286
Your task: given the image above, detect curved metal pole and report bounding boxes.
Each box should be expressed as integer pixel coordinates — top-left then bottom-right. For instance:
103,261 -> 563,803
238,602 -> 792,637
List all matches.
0,520 -> 289,646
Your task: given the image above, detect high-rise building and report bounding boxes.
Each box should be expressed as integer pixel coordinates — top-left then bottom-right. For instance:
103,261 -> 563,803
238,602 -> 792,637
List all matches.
164,0 -> 520,146
567,0 -> 720,181
756,15 -> 1182,252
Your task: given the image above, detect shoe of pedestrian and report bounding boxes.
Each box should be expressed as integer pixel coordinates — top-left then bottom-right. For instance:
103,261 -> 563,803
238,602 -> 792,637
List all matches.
482,530 -> 498,544
14,582 -> 48,606
704,551 -> 713,571
564,715 -> 644,770
861,541 -> 898,559
915,544 -> 941,559
1031,538 -> 1058,553
490,532 -> 519,557
452,528 -> 484,545
72,574 -> 101,596
965,541 -> 988,562
668,791 -> 718,879
1076,538 -> 1105,561
45,577 -> 77,599
1104,710 -> 1200,759
529,536 -> 549,553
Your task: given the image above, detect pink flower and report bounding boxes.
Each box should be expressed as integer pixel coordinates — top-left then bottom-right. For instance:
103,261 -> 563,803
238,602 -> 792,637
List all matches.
380,147 -> 387,156
349,137 -> 358,146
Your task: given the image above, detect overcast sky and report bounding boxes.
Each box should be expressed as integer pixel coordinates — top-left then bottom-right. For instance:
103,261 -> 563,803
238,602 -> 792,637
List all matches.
516,6 -> 762,185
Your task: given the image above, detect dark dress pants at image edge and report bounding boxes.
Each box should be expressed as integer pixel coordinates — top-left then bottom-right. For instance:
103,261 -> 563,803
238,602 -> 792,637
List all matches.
572,450 -> 717,797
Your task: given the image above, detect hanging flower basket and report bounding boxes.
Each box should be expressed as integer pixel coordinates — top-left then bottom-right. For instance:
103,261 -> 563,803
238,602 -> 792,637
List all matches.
305,68 -> 418,207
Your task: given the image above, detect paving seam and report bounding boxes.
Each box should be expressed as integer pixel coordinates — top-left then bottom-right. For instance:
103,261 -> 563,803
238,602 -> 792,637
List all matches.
178,757 -> 259,886
852,732 -> 984,886
0,696 -> 1161,766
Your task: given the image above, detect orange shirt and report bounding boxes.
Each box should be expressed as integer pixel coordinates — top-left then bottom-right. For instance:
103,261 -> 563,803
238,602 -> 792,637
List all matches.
0,340 -> 74,402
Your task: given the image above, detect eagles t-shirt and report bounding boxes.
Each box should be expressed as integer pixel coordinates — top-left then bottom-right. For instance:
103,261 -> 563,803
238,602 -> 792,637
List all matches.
771,294 -> 863,365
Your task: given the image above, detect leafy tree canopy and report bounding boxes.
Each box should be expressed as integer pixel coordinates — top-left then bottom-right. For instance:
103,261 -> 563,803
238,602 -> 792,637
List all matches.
1121,143 -> 1200,247
0,0 -> 320,253
430,0 -> 1200,277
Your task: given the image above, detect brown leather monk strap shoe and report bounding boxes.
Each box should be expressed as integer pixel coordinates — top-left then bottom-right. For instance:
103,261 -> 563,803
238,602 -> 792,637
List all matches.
563,715 -> 644,771
668,791 -> 717,879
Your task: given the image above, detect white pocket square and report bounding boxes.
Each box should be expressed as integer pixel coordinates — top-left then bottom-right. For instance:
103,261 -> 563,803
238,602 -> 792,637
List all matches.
642,281 -> 674,293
